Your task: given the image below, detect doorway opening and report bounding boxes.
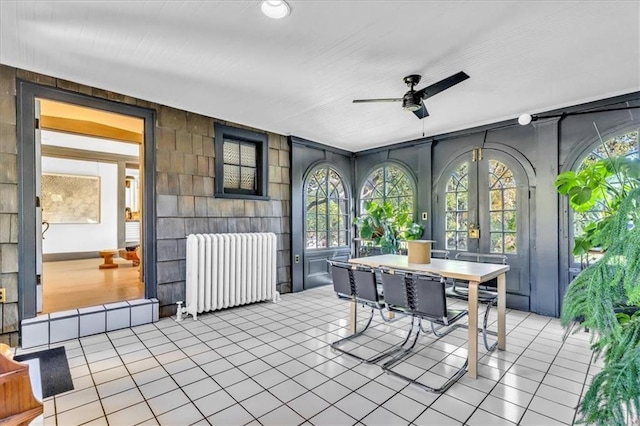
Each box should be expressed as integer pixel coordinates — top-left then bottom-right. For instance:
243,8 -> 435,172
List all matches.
36,99 -> 145,313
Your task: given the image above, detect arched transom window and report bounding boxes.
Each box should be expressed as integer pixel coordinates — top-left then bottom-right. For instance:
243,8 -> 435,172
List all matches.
305,166 -> 349,249
445,162 -> 469,251
360,165 -> 415,215
573,129 -> 639,253
489,160 -> 517,254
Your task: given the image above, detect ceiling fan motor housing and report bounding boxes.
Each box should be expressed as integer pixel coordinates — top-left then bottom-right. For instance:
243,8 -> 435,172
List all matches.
402,91 -> 422,111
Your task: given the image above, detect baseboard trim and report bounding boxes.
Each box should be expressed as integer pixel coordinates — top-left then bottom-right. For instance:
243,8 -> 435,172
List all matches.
43,252 -> 99,262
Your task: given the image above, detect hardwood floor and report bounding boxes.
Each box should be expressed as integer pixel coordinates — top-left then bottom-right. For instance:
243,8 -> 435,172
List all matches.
42,258 -> 144,313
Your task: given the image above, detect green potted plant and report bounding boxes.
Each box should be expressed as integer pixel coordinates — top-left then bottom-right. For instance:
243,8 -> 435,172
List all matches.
355,200 -> 423,255
556,155 -> 640,425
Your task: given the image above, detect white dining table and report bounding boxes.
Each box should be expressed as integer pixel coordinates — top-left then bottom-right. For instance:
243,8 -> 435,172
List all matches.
348,254 -> 509,379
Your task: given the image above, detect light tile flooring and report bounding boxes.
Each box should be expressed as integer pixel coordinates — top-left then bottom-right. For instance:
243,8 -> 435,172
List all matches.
17,286 -> 599,426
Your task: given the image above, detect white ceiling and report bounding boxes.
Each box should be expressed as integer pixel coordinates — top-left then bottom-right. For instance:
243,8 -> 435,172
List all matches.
1,1 -> 639,152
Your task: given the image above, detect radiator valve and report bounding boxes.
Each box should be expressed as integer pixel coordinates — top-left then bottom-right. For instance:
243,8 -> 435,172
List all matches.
176,301 -> 184,321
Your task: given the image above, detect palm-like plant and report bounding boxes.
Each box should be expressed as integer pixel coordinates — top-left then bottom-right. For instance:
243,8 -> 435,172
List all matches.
557,155 -> 640,425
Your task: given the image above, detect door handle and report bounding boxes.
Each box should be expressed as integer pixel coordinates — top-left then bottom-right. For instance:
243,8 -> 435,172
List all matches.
42,221 -> 50,239
469,223 -> 480,239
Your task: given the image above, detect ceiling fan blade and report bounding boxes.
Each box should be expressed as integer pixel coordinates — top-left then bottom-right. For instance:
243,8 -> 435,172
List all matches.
412,103 -> 429,119
353,98 -> 402,103
415,71 -> 470,100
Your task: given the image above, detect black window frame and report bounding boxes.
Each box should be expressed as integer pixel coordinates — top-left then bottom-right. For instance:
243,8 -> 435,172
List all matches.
214,123 -> 269,200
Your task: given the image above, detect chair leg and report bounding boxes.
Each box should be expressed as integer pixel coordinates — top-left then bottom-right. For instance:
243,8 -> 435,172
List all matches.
382,320 -> 468,393
482,302 -> 498,352
378,309 -> 401,323
331,309 -> 416,364
429,321 -> 468,338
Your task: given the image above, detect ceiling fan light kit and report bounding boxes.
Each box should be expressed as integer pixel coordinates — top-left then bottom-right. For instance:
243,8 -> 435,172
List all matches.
353,71 -> 470,120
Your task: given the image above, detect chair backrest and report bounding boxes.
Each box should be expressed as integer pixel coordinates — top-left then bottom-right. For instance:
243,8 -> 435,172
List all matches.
328,260 -> 354,297
352,267 -> 381,304
408,274 -> 448,322
431,249 -> 450,259
380,269 -> 410,310
454,252 -> 507,265
454,252 -> 507,287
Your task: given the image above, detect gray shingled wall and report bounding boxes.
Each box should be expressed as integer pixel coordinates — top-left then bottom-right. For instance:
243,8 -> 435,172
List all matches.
0,64 -> 291,343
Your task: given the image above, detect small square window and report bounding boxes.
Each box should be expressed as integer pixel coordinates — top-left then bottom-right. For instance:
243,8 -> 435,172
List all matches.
214,124 -> 269,200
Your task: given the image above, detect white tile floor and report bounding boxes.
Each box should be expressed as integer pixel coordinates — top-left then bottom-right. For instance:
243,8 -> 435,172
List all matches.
18,286 -> 599,426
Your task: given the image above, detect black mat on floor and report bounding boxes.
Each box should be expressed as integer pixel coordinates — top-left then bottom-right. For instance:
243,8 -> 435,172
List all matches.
14,346 -> 74,398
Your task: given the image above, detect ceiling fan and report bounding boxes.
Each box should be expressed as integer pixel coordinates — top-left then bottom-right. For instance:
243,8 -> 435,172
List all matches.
353,71 -> 470,119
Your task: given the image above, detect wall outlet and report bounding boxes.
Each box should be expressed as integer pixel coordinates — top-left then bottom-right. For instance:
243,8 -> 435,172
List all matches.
0,288 -> 5,303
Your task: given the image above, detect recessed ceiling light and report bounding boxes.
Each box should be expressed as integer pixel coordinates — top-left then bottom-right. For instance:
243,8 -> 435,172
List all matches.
261,0 -> 291,19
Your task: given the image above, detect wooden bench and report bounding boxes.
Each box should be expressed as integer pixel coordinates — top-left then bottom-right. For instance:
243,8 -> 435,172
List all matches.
0,343 -> 43,425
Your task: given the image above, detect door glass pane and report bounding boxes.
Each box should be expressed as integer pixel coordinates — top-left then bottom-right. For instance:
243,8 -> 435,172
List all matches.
488,160 -> 517,254
457,192 -> 468,210
490,190 -> 503,210
504,211 -> 517,232
306,232 -> 317,249
329,231 -> 339,247
304,166 -> 350,249
446,212 -> 457,231
306,214 -> 317,232
490,233 -> 503,253
490,212 -> 503,231
503,188 -> 517,210
457,232 -> 468,250
457,212 -> 468,230
446,231 -> 457,248
445,162 -> 469,251
504,233 -> 517,254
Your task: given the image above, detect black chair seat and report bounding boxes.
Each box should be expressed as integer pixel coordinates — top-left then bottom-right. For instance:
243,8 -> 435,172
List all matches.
380,271 -> 470,393
443,309 -> 468,325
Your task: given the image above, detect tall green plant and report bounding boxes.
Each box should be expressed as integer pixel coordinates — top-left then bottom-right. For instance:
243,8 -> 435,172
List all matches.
560,186 -> 640,425
557,147 -> 640,424
355,200 -> 423,254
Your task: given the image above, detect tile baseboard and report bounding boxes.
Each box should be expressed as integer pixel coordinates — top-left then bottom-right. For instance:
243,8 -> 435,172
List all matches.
20,298 -> 160,349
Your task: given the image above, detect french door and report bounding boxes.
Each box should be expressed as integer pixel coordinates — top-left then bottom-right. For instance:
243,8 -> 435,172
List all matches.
302,165 -> 351,289
436,148 -> 530,309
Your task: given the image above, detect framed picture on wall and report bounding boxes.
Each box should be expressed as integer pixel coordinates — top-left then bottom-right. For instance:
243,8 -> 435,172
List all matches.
42,173 -> 101,224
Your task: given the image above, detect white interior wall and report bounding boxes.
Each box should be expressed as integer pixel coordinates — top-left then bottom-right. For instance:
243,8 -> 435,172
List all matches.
42,157 -> 118,254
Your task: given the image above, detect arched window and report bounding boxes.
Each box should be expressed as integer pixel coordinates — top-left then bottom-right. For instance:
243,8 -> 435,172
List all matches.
573,129 -> 639,253
360,165 -> 415,215
305,166 -> 349,249
445,162 -> 469,251
489,160 -> 517,254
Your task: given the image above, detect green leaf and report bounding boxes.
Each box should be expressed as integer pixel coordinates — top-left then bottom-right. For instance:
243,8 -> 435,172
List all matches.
569,186 -> 594,209
555,171 -> 579,194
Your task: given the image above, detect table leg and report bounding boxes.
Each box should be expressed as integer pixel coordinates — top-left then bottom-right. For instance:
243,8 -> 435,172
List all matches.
467,281 -> 479,379
350,296 -> 357,335
497,272 -> 507,350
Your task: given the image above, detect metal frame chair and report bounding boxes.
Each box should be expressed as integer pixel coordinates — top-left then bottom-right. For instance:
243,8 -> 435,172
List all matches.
430,249 -> 450,259
327,260 -> 414,364
380,270 -> 469,393
445,252 -> 507,351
